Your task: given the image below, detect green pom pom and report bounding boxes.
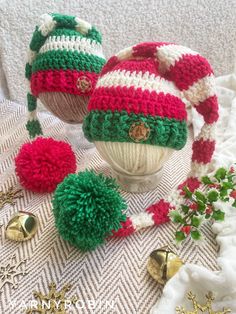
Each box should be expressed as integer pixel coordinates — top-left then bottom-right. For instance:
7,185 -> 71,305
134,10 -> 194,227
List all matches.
26,119 -> 42,138
52,170 -> 127,251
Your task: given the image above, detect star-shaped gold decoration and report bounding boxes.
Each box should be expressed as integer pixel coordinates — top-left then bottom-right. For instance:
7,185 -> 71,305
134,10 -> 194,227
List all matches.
176,291 -> 231,314
0,186 -> 23,209
0,254 -> 27,292
26,282 -> 78,314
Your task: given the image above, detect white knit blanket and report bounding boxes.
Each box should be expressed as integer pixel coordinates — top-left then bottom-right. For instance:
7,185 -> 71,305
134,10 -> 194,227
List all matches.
151,73 -> 236,313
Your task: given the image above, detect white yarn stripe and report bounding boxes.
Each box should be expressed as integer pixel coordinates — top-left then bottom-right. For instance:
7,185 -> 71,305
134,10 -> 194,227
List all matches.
28,109 -> 37,121
183,74 -> 216,105
156,44 -> 199,71
39,36 -> 105,58
116,47 -> 134,60
190,161 -> 211,177
27,49 -> 37,65
196,123 -> 216,141
74,17 -> 92,35
130,212 -> 154,230
96,69 -> 181,97
166,190 -> 185,209
38,13 -> 57,37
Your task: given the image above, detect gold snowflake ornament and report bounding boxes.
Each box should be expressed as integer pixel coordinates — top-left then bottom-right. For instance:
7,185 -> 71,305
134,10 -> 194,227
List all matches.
26,282 -> 78,314
0,186 -> 23,209
176,291 -> 231,314
0,254 -> 27,292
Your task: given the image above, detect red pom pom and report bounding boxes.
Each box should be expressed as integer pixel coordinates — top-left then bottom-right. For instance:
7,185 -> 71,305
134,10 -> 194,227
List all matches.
15,137 -> 76,193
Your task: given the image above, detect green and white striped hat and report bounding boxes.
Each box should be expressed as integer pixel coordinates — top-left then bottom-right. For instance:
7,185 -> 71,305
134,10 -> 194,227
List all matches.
25,13 -> 106,138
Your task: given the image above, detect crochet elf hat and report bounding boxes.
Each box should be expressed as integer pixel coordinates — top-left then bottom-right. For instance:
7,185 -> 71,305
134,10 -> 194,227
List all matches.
83,42 -> 219,171
83,42 -> 219,237
25,13 -> 106,138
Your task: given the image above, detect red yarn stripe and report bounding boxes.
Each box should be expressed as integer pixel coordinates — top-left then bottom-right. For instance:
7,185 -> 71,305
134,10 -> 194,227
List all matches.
88,86 -> 187,120
178,177 -> 201,192
112,218 -> 135,237
146,199 -> 170,225
164,54 -> 213,91
195,95 -> 219,124
31,69 -> 98,96
133,42 -> 170,58
111,59 -> 159,75
192,139 -> 215,164
101,56 -> 119,76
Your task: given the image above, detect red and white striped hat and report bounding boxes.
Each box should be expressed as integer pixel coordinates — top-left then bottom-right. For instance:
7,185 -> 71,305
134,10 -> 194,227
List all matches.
83,42 -> 219,237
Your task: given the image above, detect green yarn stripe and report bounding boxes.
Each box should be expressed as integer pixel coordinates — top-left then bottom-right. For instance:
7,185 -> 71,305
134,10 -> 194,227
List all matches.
32,50 -> 106,74
27,93 -> 37,111
30,26 -> 48,52
25,63 -> 32,80
26,119 -> 43,138
83,110 -> 188,150
29,14 -> 102,53
51,13 -> 77,29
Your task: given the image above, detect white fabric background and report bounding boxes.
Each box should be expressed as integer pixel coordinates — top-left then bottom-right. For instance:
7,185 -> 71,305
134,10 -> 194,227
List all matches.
151,73 -> 236,313
0,0 -> 236,104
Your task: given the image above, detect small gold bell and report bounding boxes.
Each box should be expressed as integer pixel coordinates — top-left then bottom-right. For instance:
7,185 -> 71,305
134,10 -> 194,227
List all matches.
5,211 -> 38,242
147,246 -> 184,285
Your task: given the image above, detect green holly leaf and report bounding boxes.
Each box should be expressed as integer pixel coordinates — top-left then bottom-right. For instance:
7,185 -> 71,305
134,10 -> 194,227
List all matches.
205,214 -> 211,219
222,182 -> 234,189
197,201 -> 206,213
191,216 -> 201,228
207,190 -> 219,203
214,168 -> 227,181
212,210 -> 225,221
183,186 -> 192,199
175,231 -> 186,242
169,210 -> 184,223
232,200 -> 236,208
194,191 -> 206,203
201,176 -> 212,185
227,174 -> 234,182
220,189 -> 228,198
191,230 -> 201,240
181,204 -> 189,214
223,197 -> 230,202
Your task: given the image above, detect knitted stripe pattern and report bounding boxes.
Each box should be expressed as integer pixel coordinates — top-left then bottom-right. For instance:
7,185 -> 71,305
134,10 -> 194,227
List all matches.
25,13 -> 106,138
84,42 -> 219,236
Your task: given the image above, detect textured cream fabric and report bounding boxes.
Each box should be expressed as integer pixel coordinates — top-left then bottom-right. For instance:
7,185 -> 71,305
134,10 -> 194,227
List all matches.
0,0 -> 236,104
0,100 -> 219,313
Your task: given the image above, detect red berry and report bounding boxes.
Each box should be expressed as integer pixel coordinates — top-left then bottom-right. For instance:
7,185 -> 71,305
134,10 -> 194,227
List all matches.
230,167 -> 235,173
230,190 -> 236,199
181,226 -> 191,235
206,205 -> 213,215
209,184 -> 220,189
190,203 -> 198,211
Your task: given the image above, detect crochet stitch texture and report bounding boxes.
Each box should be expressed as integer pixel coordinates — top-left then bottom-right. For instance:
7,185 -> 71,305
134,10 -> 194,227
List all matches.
83,42 -> 219,237
83,42 -> 218,152
25,13 -> 106,138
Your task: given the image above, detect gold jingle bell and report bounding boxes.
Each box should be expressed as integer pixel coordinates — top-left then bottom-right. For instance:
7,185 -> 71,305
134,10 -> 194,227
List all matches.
147,246 -> 184,285
5,211 -> 38,242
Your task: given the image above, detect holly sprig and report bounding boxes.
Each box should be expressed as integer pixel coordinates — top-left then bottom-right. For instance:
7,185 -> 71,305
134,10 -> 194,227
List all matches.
170,166 -> 236,243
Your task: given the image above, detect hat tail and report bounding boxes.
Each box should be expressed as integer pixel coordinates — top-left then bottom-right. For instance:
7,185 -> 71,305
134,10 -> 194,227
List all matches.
154,43 -> 219,177
26,92 -> 42,138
